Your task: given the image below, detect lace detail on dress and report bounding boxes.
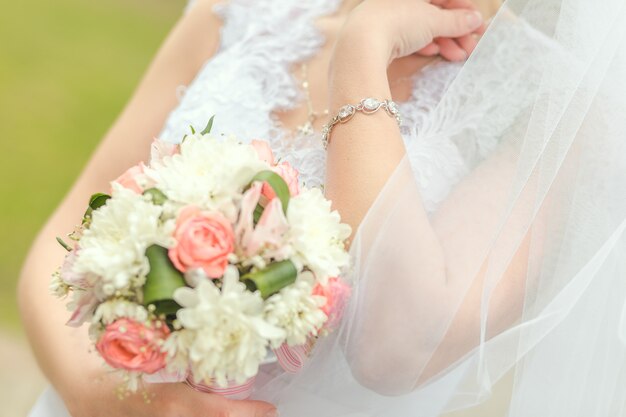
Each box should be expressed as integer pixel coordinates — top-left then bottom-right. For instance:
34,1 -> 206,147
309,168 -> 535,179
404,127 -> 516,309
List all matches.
396,20 -> 554,211
161,0 -> 342,191
162,0 -> 548,213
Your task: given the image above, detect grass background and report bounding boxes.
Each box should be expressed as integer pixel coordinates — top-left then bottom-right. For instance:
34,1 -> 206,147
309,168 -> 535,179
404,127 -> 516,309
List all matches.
0,0 -> 186,333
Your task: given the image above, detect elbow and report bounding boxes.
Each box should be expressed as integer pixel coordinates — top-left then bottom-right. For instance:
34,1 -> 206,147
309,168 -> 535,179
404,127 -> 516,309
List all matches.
347,339 -> 431,396
17,252 -> 36,325
16,237 -> 48,327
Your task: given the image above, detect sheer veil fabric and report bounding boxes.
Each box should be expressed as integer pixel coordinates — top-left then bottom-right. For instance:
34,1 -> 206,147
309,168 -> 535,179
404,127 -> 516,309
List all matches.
251,0 -> 626,416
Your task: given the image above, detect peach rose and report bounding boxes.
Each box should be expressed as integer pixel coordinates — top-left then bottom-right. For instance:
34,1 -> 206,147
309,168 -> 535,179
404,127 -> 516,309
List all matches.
312,277 -> 351,329
262,162 -> 300,200
112,162 -> 150,194
251,139 -> 275,165
96,318 -> 169,374
169,206 -> 235,278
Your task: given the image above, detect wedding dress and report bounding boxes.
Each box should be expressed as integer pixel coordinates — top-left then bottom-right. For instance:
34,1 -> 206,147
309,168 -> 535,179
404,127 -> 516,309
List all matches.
29,0 -> 626,416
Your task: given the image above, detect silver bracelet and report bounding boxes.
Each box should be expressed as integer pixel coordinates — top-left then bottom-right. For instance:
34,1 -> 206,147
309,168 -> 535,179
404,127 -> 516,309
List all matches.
321,97 -> 402,150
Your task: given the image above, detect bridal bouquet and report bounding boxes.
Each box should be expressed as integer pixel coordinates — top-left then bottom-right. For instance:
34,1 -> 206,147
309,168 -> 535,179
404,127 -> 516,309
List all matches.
51,118 -> 352,396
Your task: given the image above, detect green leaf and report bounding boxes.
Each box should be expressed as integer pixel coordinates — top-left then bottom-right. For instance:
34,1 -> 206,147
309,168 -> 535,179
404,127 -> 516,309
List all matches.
189,125 -> 196,134
241,260 -> 297,299
143,188 -> 168,205
150,299 -> 181,317
56,237 -> 73,252
252,204 -> 265,224
250,170 -> 290,214
143,245 -> 186,316
201,115 -> 215,135
89,193 -> 110,210
83,193 -> 111,224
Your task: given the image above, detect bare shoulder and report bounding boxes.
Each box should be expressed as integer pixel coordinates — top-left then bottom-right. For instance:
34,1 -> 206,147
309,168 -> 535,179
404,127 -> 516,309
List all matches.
164,0 -> 227,78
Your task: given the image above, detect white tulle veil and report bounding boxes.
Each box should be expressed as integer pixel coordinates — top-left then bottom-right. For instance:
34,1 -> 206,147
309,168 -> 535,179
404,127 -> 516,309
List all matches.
251,0 -> 626,415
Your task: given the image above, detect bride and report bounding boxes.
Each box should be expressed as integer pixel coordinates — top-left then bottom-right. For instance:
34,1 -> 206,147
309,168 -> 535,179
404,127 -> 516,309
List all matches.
20,0 -> 626,416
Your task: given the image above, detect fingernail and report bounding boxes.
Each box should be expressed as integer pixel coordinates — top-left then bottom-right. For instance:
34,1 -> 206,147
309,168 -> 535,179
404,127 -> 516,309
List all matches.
265,409 -> 279,417
466,11 -> 483,28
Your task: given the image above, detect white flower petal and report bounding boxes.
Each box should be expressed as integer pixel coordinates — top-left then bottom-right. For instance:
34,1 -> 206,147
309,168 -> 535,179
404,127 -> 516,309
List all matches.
72,185 -> 172,292
264,277 -> 328,346
167,277 -> 285,386
286,188 -> 351,282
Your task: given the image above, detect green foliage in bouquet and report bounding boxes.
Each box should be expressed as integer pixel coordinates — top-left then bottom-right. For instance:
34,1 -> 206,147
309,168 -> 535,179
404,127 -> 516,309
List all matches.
56,192 -> 111,252
55,237 -> 73,252
250,170 -> 291,222
143,187 -> 168,205
201,115 -> 215,135
242,260 -> 297,299
143,245 -> 185,317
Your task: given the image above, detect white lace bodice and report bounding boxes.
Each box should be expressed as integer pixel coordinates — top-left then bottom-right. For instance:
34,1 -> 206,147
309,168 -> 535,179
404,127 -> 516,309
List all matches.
160,0 -> 545,213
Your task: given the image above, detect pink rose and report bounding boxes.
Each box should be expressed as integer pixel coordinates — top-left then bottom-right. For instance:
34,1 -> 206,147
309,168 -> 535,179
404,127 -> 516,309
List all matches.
312,277 -> 351,330
251,139 -> 275,165
262,162 -> 300,199
96,319 -> 169,374
112,162 -> 150,194
169,206 -> 235,278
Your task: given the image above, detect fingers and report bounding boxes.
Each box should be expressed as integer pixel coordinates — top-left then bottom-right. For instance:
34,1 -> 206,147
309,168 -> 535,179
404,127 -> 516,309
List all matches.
435,37 -> 467,61
204,395 -> 277,417
474,20 -> 488,35
435,0 -> 488,35
424,2 -> 485,62
428,7 -> 483,39
455,33 -> 479,55
224,399 -> 278,417
432,0 -> 478,10
163,383 -> 277,417
417,42 -> 441,56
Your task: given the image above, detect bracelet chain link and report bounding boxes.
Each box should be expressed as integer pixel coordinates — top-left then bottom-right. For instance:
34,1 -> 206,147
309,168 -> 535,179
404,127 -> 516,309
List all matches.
321,97 -> 402,150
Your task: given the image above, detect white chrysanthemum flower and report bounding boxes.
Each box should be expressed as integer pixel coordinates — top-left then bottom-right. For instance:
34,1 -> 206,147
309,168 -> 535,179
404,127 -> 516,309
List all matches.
165,266 -> 285,387
72,185 -> 174,293
146,135 -> 267,211
92,299 -> 149,325
286,188 -> 352,283
264,273 -> 327,346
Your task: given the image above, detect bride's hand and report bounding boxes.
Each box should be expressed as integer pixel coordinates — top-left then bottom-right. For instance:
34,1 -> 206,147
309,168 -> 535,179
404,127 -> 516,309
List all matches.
339,0 -> 485,65
415,0 -> 487,61
65,372 -> 276,417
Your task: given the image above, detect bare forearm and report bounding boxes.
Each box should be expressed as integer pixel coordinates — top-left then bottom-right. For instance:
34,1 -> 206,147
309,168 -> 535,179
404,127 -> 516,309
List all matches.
325,28 -> 403,229
18,188 -> 117,410
324,15 -> 542,391
325,23 -> 446,271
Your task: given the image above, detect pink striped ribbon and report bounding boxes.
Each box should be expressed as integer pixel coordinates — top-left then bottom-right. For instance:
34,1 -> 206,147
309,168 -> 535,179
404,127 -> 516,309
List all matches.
273,338 -> 314,374
185,375 -> 256,400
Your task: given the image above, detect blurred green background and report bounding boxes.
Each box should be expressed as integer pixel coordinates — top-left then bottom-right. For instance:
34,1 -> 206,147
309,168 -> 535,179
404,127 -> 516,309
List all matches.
0,0 -> 184,413
0,0 -> 185,332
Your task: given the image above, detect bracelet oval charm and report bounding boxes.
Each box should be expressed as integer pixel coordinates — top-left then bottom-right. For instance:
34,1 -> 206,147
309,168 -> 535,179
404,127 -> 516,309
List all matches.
321,98 -> 402,150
